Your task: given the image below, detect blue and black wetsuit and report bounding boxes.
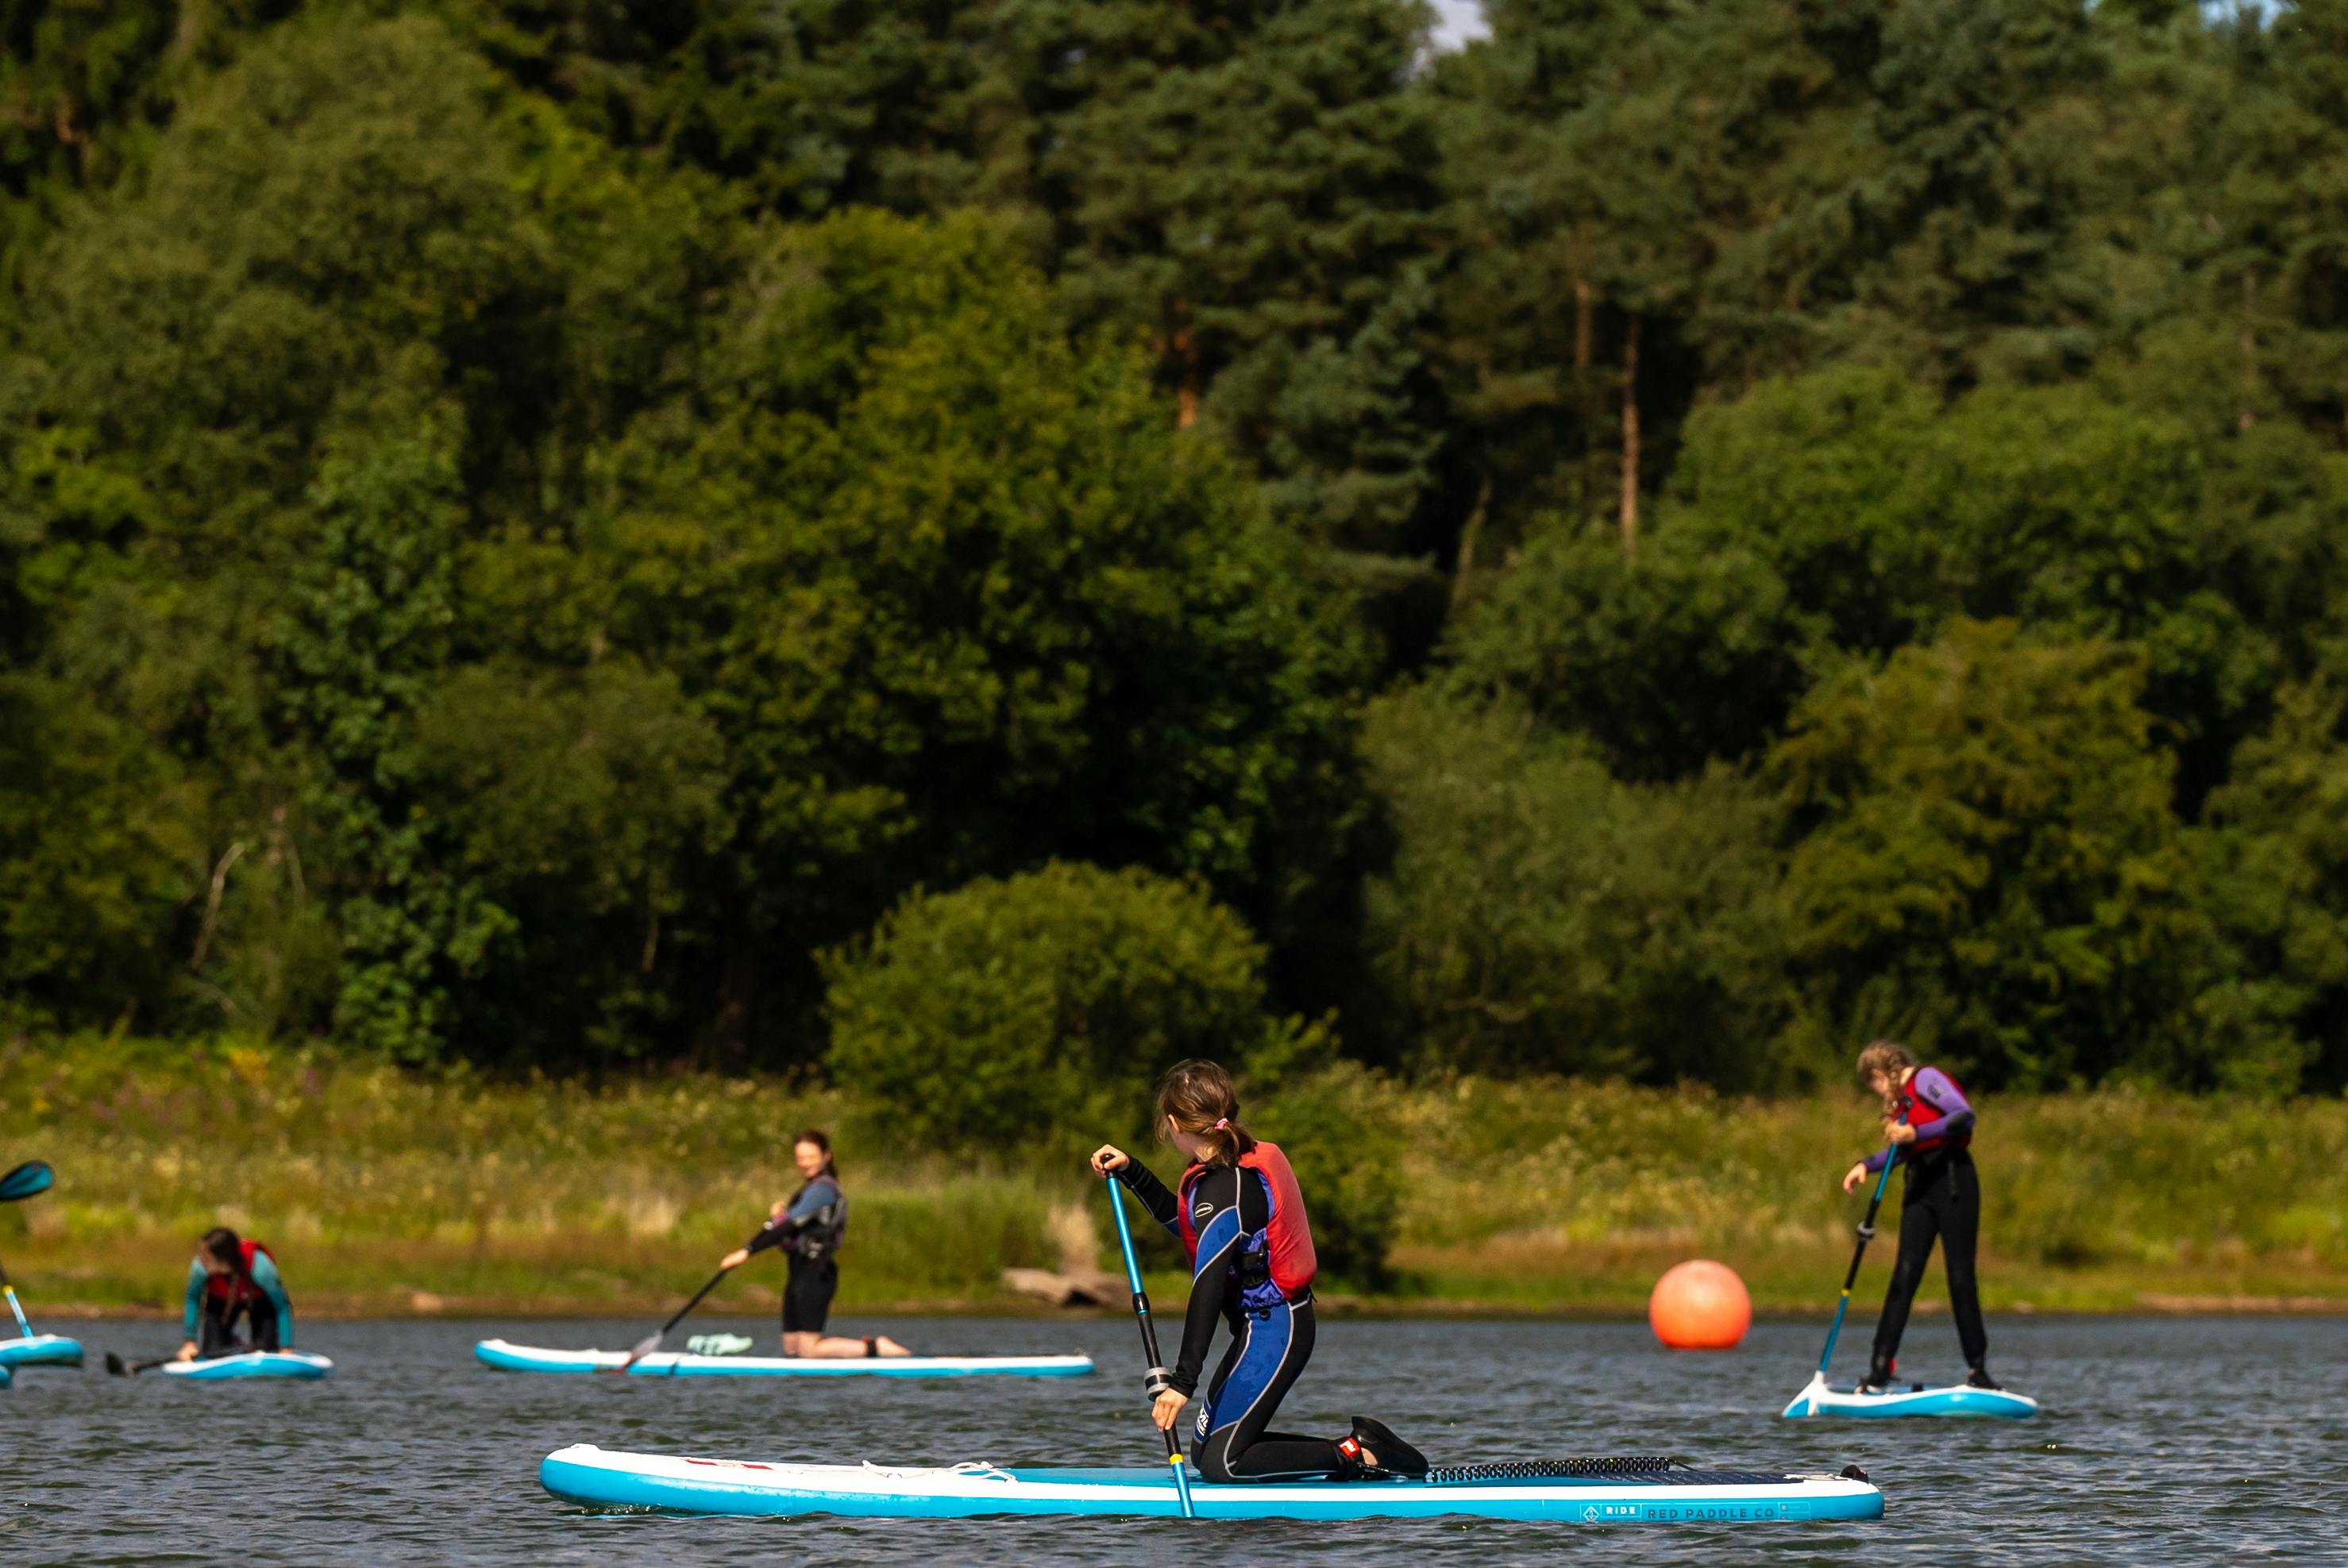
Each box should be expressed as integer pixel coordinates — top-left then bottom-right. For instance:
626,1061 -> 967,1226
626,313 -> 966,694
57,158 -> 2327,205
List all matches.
1115,1150 -> 1341,1482
1865,1067 -> 1988,1381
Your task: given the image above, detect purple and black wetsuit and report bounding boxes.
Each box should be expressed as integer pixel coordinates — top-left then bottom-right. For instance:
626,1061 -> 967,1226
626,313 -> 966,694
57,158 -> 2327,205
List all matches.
1866,1067 -> 1988,1384
1861,1066 -> 1975,1175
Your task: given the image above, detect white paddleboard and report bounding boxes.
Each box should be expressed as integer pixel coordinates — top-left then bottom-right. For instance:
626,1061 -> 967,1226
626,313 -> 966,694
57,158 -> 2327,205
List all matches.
476,1338 -> 1093,1378
1782,1370 -> 2037,1419
158,1350 -> 334,1381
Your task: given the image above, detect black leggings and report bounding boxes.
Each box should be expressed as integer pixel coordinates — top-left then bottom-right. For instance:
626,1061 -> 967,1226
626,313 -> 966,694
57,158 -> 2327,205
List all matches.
1871,1153 -> 1987,1376
197,1295 -> 280,1358
1193,1294 -> 1343,1482
782,1256 -> 836,1336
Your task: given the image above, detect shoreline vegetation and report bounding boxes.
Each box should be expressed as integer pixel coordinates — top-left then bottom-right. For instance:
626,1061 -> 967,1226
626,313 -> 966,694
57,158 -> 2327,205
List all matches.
6,1040 -> 2345,1320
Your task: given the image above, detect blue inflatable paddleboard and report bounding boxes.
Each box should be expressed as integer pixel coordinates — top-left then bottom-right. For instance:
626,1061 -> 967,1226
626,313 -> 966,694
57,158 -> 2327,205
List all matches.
159,1350 -> 333,1381
1782,1370 -> 2036,1419
538,1446 -> 1885,1522
0,1333 -> 83,1369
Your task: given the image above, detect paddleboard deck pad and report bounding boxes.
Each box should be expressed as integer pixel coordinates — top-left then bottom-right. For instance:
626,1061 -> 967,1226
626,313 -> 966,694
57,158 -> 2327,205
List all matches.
159,1350 -> 333,1381
1782,1371 -> 2036,1420
479,1339 -> 1093,1378
0,1333 -> 83,1369
539,1446 -> 1884,1522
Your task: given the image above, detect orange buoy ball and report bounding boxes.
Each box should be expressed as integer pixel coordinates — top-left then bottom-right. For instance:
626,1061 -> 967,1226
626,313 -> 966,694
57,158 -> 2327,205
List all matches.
1648,1259 -> 1752,1350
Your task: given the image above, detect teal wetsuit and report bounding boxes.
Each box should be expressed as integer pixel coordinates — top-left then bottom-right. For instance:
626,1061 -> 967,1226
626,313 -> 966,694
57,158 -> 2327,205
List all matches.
183,1249 -> 294,1354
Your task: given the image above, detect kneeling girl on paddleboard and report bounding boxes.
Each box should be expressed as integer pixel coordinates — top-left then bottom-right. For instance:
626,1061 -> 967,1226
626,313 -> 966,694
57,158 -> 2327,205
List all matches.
718,1130 -> 910,1359
1840,1041 -> 1999,1393
1089,1059 -> 1424,1484
179,1227 -> 294,1362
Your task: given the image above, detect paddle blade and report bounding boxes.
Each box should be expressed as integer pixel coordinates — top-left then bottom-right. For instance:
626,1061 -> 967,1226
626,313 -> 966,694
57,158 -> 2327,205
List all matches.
105,1352 -> 129,1377
617,1332 -> 661,1367
0,1162 -> 53,1203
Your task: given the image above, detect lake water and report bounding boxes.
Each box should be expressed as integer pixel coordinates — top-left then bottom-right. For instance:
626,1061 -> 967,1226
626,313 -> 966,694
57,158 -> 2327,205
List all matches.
3,1314 -> 2342,1563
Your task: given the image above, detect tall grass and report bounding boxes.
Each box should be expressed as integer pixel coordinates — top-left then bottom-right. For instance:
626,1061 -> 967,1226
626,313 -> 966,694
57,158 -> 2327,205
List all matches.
0,1037 -> 1060,1314
5,1035 -> 2343,1316
1386,1077 -> 2348,1308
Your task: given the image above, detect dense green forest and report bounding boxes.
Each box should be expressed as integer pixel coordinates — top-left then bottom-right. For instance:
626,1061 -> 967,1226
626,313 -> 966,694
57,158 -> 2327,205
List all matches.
6,0 -> 2348,1102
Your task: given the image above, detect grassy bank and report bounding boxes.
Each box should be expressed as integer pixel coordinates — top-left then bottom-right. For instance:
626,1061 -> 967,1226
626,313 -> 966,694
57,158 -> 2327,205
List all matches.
4,1038 -> 2346,1319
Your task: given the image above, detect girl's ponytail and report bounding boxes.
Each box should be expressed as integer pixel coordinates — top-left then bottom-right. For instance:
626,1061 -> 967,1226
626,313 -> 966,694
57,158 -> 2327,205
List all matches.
1155,1059 -> 1249,1167
1854,1040 -> 1918,1112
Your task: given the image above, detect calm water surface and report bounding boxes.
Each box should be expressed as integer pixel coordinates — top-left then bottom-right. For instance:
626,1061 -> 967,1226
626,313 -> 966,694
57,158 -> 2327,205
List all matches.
3,1315 -> 2343,1563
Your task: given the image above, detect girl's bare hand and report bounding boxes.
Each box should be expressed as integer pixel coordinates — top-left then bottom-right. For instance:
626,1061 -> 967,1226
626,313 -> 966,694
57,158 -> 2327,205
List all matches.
1152,1387 -> 1188,1431
720,1248 -> 749,1270
1885,1122 -> 1918,1146
1841,1162 -> 1869,1195
1089,1145 -> 1131,1176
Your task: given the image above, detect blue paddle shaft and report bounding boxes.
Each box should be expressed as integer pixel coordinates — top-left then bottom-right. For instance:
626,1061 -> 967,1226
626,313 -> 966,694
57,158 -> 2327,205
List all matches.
1105,1172 -> 1195,1520
1817,1108 -> 1909,1376
2,1285 -> 29,1339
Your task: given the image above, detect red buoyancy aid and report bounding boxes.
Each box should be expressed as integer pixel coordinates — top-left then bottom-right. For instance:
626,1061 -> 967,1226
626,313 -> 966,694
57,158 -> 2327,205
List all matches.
1175,1142 -> 1318,1299
203,1240 -> 276,1307
1898,1068 -> 1973,1156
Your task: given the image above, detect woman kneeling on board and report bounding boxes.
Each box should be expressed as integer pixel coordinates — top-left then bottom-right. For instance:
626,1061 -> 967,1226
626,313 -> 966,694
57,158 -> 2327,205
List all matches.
719,1130 -> 910,1358
1090,1059 -> 1425,1483
179,1227 -> 295,1361
1840,1041 -> 1999,1393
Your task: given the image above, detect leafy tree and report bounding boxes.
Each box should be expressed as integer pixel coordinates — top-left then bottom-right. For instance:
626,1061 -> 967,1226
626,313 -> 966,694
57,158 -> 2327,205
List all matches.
1432,0 -> 1876,557
2192,681 -> 2348,1094
1444,367 -> 2286,792
1246,1059 -> 1401,1287
1438,525 -> 1809,781
1773,620 -> 2210,1089
273,438 -> 512,1061
412,662 -> 732,1063
0,672 -> 199,1027
0,0 -> 288,282
824,861 -> 1290,1149
494,209 -> 1370,1055
1362,685 -> 1791,1082
1050,0 -> 1450,555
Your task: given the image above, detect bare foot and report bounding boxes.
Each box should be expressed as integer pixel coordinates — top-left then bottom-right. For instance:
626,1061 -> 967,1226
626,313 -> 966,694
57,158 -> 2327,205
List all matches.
874,1335 -> 912,1358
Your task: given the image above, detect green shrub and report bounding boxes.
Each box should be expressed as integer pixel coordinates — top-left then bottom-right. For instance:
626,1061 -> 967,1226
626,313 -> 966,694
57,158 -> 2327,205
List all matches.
1774,621 -> 2211,1088
1250,1059 -> 1404,1289
823,861 -> 1289,1150
1362,686 -> 1793,1084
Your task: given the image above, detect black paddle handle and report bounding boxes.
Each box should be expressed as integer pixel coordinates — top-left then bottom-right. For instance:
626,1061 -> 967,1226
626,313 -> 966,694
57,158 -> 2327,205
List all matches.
1839,1104 -> 1910,1291
1127,1283 -> 1186,1467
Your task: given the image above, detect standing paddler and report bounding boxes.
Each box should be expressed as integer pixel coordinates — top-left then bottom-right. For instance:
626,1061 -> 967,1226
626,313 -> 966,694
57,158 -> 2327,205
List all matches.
1839,1041 -> 2000,1393
1089,1058 -> 1426,1483
717,1129 -> 911,1358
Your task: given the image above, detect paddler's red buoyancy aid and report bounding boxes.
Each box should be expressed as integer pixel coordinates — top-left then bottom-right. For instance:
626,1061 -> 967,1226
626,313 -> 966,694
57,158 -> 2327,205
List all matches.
1895,1067 -> 1973,1158
1175,1141 -> 1317,1304
203,1239 -> 276,1308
